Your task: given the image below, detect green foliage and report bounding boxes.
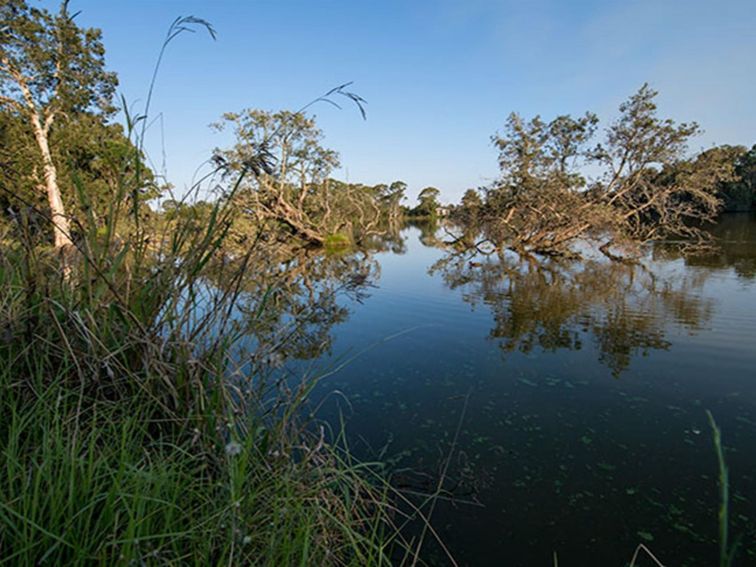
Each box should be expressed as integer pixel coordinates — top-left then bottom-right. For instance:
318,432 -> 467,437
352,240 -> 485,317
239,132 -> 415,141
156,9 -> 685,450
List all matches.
464,84 -> 745,259
492,111 -> 597,194
717,144 -> 756,211
409,186 -> 442,218
324,231 -> 352,251
0,0 -> 157,253
456,188 -> 483,224
212,109 -> 339,183
379,180 -> 407,223
0,0 -> 117,117
460,188 -> 482,210
213,108 -> 404,246
0,109 -> 158,227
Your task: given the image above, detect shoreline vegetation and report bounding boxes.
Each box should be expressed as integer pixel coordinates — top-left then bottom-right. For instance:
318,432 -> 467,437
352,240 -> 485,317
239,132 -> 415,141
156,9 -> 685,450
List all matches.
0,5 -> 414,565
1,1 -> 753,565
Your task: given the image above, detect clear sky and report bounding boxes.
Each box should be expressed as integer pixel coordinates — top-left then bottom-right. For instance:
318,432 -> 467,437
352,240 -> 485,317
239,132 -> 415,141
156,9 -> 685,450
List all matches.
39,0 -> 756,203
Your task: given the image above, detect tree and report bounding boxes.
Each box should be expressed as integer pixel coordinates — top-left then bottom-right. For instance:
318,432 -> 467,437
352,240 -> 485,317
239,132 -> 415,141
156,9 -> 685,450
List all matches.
1,110 -> 157,224
475,84 -> 741,259
0,0 -> 117,271
213,109 -> 342,244
485,111 -> 599,255
213,109 -> 403,246
717,144 -> 756,211
460,188 -> 482,209
413,186 -> 441,217
738,145 -> 756,207
591,84 -> 737,253
382,180 -> 407,225
458,188 -> 484,224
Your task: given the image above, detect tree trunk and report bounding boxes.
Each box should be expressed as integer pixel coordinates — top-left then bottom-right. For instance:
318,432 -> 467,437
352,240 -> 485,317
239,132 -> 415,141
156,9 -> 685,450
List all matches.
31,114 -> 74,278
273,196 -> 325,245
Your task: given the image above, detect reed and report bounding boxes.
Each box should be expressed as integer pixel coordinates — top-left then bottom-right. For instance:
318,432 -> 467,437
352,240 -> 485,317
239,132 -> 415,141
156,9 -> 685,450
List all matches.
0,16 -> 409,564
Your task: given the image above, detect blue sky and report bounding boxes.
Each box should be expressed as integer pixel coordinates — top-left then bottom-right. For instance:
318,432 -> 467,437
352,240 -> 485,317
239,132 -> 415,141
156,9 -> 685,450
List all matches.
41,0 -> 756,203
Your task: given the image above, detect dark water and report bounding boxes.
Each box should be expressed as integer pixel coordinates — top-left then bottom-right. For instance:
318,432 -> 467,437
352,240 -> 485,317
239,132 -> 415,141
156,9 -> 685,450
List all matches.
275,214 -> 756,566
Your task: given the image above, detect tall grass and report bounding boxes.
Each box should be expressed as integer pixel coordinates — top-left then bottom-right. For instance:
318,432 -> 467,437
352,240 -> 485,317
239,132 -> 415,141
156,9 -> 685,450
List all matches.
0,159 -> 409,564
4,144 -> 429,566
0,17 -> 409,565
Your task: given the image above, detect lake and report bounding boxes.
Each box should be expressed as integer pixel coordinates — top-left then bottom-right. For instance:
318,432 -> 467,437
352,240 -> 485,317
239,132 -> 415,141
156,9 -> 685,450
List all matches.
267,213 -> 756,566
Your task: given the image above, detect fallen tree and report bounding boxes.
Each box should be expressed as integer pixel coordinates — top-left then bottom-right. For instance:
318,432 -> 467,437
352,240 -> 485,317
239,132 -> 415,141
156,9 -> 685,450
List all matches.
460,85 -> 747,260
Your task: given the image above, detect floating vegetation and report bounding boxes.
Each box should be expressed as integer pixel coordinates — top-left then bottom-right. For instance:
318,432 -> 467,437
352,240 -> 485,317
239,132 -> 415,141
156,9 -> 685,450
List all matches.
637,531 -> 655,543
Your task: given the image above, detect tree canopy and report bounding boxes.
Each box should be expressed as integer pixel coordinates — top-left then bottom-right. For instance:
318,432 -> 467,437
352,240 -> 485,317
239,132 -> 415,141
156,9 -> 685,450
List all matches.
212,108 -> 407,247
459,84 -> 746,260
0,0 -> 125,265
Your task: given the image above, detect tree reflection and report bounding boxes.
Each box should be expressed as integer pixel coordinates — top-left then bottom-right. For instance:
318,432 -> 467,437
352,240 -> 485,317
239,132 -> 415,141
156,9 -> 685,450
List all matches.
203,232 -> 402,377
430,247 -> 714,376
404,217 -> 445,248
654,213 -> 756,281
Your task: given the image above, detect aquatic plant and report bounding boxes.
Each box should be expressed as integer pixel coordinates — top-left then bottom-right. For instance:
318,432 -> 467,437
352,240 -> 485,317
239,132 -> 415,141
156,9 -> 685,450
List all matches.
706,410 -> 740,567
624,411 -> 740,567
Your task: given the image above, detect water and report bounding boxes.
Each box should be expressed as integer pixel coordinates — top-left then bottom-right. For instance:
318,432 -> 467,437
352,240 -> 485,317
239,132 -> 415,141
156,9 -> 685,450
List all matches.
272,214 -> 756,566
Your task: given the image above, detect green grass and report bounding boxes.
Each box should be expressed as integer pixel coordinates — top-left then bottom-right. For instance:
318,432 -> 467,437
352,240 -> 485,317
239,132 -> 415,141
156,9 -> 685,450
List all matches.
0,14 -> 425,564
707,410 -> 740,567
0,379 -> 395,565
0,174 -> 402,565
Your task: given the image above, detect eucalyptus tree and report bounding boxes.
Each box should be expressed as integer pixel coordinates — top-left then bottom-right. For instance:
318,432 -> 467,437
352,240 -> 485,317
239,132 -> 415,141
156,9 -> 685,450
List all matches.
0,109 -> 157,234
382,180 -> 407,226
0,0 -> 117,270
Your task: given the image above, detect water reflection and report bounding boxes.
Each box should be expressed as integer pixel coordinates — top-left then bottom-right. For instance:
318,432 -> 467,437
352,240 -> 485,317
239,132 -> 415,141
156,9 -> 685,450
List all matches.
214,215 -> 751,379
204,214 -> 755,383
430,247 -> 713,376
208,215 -> 756,565
205,233 -> 405,375
656,212 -> 756,280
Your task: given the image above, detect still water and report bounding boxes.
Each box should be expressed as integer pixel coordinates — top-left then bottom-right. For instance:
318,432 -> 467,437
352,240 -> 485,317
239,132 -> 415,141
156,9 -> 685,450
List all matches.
278,214 -> 756,566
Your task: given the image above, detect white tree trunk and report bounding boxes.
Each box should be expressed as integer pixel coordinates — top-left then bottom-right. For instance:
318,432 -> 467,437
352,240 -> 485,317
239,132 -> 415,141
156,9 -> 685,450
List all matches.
31,114 -> 74,277
4,56 -> 74,279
